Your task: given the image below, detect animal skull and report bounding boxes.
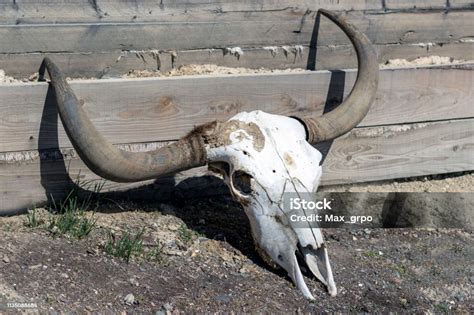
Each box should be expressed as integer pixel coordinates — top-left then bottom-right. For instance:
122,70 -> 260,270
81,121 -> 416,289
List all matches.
206,110 -> 337,299
39,9 -> 378,299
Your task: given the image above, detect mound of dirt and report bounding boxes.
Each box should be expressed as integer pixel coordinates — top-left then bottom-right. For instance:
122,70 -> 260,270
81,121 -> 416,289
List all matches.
123,64 -> 309,78
381,56 -> 470,69
2,55 -> 472,83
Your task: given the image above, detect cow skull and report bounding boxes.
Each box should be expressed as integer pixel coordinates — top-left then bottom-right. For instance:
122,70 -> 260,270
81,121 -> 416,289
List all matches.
206,110 -> 336,299
39,9 -> 378,299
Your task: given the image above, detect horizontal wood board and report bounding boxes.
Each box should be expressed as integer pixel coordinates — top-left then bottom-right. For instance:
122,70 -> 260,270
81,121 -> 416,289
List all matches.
0,10 -> 473,54
0,1 -> 472,25
1,65 -> 473,153
1,41 -> 473,79
1,118 -> 473,214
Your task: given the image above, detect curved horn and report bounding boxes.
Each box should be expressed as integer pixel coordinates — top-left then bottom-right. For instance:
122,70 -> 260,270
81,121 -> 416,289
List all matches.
294,9 -> 379,143
39,58 -> 207,182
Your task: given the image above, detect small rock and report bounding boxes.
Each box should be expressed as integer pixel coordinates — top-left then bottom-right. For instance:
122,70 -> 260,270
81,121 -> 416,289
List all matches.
156,303 -> 173,315
2,255 -> 10,263
129,277 -> 139,287
400,298 -> 408,306
365,282 -> 374,291
215,294 -> 231,303
162,303 -> 173,311
29,264 -> 42,270
60,273 -> 69,279
168,223 -> 181,231
469,276 -> 474,285
124,293 -> 136,305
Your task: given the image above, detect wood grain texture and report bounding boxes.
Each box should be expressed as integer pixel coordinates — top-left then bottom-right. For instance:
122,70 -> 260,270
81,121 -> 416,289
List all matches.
0,10 -> 473,54
1,64 -> 473,152
2,1 -> 473,25
319,119 -> 474,185
2,41 -> 473,79
1,118 -> 473,214
0,1 -> 384,25
384,0 -> 446,10
449,1 -> 474,9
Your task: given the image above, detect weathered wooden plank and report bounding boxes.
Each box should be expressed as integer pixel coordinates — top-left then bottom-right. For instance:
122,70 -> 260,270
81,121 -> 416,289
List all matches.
0,1 -> 384,25
1,64 -> 473,152
1,118 -> 473,214
0,11 -> 473,54
2,41 -> 473,79
2,0 -> 473,26
384,0 -> 446,10
449,1 -> 474,9
319,119 -> 474,185
0,159 -> 218,216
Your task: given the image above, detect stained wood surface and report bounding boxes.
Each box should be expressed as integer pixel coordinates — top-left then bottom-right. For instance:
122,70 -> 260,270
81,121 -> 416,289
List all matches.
0,1 -> 382,25
1,41 -> 473,79
384,0 -> 447,9
0,11 -> 473,54
1,118 -> 473,214
1,64 -> 473,153
0,1 -> 472,78
320,119 -> 474,185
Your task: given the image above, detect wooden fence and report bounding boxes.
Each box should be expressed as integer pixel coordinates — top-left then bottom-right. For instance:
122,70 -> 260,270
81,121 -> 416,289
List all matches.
0,1 -> 473,214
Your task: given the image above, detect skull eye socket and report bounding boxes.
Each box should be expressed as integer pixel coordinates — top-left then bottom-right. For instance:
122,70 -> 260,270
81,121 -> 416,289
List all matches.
232,170 -> 253,196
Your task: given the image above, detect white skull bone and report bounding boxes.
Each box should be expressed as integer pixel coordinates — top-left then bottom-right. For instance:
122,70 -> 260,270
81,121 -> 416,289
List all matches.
206,110 -> 337,299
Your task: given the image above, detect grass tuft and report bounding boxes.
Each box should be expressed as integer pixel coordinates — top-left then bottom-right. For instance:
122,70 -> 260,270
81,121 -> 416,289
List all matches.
46,177 -> 104,239
178,224 -> 194,244
26,208 -> 43,228
48,208 -> 97,239
434,303 -> 449,314
105,228 -> 145,262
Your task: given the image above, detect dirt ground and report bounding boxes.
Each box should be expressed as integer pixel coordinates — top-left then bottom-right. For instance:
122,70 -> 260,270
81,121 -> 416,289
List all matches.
0,195 -> 472,313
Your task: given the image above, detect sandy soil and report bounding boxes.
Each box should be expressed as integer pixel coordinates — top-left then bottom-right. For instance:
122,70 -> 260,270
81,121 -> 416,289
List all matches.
380,56 -> 471,69
123,64 -> 309,78
1,55 -> 473,83
122,56 -> 473,78
0,198 -> 472,313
